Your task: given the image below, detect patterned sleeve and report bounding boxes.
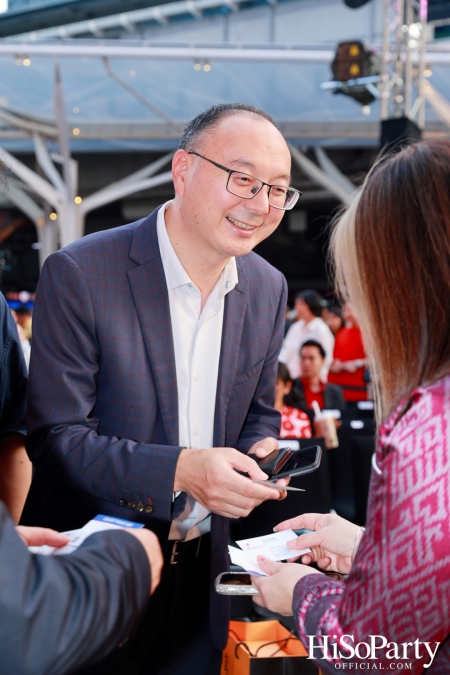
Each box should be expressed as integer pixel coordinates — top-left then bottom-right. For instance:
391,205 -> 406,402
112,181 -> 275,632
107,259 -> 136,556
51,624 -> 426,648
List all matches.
291,381 -> 450,674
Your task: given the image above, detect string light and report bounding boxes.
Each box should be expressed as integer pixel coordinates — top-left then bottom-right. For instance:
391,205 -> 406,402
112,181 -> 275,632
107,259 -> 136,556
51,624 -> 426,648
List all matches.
23,57 -> 31,66
15,57 -> 22,66
49,212 -> 57,221
73,106 -> 80,114
129,70 -> 136,77
72,128 -> 80,136
74,196 -> 82,204
203,61 -> 211,72
194,61 -> 201,70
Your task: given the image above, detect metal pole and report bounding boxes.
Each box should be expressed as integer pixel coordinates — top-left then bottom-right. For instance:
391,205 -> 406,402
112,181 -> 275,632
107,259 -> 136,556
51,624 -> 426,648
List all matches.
418,0 -> 428,128
405,0 -> 414,116
381,0 -> 392,120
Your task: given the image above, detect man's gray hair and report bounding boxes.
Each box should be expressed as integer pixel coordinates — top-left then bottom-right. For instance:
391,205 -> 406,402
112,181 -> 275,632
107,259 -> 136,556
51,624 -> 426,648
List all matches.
179,103 -> 274,151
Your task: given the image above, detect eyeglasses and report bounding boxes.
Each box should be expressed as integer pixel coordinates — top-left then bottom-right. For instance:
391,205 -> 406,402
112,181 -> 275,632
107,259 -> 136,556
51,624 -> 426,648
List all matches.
188,151 -> 302,211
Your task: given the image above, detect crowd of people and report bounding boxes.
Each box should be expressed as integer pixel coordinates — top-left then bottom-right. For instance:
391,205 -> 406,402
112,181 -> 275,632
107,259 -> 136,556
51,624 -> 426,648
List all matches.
276,291 -> 368,439
0,103 -> 448,675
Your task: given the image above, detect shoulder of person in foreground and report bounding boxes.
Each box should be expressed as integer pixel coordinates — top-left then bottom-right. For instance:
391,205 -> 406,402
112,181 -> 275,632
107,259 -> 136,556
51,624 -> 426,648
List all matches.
0,500 -> 151,675
237,250 -> 286,299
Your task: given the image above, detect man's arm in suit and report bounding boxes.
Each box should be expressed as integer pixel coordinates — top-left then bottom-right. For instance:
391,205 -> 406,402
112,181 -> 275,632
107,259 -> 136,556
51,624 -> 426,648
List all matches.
236,274 -> 288,452
25,251 -> 183,526
0,501 -> 151,675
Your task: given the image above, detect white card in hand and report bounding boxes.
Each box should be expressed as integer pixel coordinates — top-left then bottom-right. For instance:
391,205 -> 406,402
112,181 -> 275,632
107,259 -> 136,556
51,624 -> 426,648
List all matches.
236,529 -> 309,562
228,545 -> 267,576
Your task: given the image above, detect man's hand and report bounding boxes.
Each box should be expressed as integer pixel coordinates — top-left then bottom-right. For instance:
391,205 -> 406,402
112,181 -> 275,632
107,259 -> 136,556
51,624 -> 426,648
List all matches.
174,446 -> 285,518
248,437 -> 290,493
123,529 -> 163,595
251,557 -> 321,615
16,525 -> 71,548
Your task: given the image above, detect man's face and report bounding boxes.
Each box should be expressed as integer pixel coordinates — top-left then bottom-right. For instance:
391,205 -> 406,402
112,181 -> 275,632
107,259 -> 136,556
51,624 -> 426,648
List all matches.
300,346 -> 324,379
172,113 -> 292,260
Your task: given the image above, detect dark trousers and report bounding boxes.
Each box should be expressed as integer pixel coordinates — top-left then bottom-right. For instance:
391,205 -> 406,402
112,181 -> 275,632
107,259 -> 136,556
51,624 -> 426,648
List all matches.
108,534 -> 223,675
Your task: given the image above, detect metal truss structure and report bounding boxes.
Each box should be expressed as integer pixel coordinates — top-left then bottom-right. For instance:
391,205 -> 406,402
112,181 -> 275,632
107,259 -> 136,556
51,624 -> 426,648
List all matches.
380,0 -> 429,127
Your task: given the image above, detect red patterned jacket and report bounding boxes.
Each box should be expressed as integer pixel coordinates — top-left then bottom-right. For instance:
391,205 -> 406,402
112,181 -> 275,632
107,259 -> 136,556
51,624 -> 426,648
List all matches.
293,376 -> 450,673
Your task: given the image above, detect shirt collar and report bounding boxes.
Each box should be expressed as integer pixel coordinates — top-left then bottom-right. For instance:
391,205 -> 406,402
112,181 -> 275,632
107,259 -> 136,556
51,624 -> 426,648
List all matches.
156,200 -> 238,296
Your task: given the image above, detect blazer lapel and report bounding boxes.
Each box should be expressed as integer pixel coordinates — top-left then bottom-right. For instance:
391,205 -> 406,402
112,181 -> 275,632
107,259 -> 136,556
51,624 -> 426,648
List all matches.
127,210 -> 179,447
214,267 -> 248,447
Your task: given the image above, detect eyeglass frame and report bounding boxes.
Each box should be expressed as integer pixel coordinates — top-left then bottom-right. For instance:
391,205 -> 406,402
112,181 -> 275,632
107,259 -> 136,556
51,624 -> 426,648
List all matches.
188,150 -> 302,210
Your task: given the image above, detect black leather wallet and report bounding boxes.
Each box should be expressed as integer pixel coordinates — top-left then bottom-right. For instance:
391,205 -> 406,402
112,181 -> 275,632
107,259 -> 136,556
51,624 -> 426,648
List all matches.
252,445 -> 321,480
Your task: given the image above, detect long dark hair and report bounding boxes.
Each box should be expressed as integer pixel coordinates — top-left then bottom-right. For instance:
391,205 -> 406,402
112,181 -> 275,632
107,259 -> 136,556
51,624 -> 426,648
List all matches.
332,139 -> 450,421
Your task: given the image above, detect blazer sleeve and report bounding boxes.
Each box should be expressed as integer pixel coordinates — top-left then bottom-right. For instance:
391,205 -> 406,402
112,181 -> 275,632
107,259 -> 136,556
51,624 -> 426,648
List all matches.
0,293 -> 27,439
25,251 -> 183,525
236,275 -> 287,452
0,501 -> 150,675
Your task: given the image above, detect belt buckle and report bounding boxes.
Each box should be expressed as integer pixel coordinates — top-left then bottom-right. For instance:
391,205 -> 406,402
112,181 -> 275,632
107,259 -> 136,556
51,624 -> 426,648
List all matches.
170,541 -> 180,565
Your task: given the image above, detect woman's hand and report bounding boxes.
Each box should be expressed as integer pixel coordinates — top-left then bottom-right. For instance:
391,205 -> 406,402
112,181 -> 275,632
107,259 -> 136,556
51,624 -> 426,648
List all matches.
251,557 -> 321,615
275,513 -> 361,575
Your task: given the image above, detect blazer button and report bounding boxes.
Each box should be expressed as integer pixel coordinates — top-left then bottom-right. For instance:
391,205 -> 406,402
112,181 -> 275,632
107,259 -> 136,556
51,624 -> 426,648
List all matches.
136,502 -> 144,512
145,505 -> 153,514
119,498 -> 126,507
128,500 -> 137,509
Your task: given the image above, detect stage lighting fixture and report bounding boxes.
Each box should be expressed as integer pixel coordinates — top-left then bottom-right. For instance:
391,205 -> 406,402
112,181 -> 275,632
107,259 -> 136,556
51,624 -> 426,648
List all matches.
344,0 -> 372,7
322,41 -> 380,106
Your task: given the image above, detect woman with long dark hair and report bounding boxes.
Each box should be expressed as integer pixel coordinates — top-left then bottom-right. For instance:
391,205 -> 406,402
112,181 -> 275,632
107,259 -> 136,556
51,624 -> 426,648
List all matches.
251,139 -> 450,673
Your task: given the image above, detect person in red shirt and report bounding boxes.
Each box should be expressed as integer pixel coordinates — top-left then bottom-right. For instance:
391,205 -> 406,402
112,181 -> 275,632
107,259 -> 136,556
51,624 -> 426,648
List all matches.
328,303 -> 367,402
290,340 -> 346,412
275,363 -> 312,439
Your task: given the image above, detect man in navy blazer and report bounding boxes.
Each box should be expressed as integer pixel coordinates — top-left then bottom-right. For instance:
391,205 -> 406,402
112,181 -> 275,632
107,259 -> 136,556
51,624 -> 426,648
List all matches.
22,103 -> 299,675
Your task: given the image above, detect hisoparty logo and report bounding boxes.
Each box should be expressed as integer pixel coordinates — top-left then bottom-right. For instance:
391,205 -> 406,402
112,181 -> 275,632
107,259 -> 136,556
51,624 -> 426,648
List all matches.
306,635 -> 440,670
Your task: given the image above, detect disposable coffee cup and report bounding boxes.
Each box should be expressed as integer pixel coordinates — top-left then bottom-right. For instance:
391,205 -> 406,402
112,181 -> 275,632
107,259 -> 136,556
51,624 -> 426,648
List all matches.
316,413 -> 339,449
311,402 -> 339,450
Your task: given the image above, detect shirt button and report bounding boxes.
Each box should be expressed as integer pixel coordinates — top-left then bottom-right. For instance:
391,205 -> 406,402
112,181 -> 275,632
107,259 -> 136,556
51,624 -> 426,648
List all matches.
136,502 -> 144,512
193,428 -> 199,436
194,374 -> 199,381
119,498 -> 126,507
145,505 -> 154,514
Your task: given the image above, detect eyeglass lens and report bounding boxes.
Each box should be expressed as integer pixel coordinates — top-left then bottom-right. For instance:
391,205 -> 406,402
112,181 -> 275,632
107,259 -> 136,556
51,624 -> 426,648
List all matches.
227,172 -> 298,210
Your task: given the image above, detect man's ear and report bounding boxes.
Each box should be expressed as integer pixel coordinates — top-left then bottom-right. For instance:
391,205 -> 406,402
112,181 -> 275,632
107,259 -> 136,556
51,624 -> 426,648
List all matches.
171,149 -> 190,196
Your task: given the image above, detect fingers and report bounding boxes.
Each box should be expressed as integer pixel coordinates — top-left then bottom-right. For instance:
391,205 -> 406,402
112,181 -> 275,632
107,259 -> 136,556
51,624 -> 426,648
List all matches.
287,531 -> 326,552
275,512 -> 324,533
256,556 -> 284,576
248,437 -> 278,458
16,526 -> 71,548
230,452 -> 268,481
227,473 -> 283,503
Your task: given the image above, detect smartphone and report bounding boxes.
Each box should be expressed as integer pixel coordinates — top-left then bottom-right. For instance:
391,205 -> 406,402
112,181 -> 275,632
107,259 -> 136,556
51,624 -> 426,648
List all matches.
215,571 -> 259,595
254,445 -> 322,481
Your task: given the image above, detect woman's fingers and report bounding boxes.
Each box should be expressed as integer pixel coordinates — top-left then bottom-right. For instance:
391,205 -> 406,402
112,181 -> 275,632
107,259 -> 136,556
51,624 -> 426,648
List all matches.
275,512 -> 324,533
256,556 -> 284,575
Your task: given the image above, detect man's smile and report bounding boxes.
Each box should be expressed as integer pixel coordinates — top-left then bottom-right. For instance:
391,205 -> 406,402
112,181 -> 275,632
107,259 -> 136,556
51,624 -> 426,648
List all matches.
226,216 -> 260,232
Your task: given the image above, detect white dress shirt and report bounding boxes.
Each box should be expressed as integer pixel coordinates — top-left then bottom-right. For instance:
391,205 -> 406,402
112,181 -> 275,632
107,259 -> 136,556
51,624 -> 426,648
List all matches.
279,317 -> 335,381
156,202 -> 238,542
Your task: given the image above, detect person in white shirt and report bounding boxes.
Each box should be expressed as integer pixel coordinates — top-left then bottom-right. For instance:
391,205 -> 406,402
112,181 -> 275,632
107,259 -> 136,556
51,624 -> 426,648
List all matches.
279,290 -> 334,380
